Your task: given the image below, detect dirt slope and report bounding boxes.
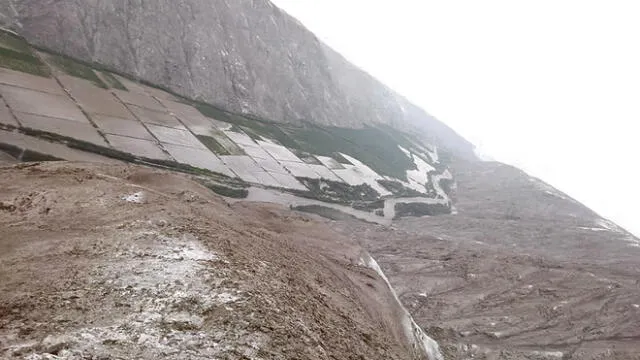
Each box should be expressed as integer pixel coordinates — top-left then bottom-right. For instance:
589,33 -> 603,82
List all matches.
330,160 -> 640,359
0,150 -> 16,164
0,161 -> 423,359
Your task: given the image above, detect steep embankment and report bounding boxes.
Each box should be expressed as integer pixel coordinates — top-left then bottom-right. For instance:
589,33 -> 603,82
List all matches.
0,161 -> 442,359
0,0 -> 474,157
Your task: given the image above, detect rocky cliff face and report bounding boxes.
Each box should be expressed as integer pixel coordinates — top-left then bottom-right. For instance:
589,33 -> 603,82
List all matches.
2,0 -> 474,158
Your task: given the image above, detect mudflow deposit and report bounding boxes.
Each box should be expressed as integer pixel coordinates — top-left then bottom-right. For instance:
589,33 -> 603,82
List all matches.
1,1 -> 639,360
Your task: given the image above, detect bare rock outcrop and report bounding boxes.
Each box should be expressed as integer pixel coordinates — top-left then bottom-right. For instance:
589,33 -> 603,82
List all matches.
3,0 -> 474,158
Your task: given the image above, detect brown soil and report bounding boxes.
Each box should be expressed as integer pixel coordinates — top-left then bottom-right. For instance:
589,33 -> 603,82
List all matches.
0,161 -> 419,359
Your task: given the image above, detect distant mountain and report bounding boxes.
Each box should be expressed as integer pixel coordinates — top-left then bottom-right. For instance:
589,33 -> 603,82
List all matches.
2,0 -> 475,159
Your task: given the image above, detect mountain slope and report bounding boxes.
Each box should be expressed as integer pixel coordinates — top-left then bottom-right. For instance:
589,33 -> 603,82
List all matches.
1,0 -> 474,158
1,1 -> 639,359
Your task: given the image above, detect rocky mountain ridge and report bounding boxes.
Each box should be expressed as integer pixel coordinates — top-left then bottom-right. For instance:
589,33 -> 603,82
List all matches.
0,0 -> 475,159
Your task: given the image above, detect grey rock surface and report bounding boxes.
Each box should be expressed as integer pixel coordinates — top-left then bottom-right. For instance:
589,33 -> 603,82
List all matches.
4,0 -> 474,157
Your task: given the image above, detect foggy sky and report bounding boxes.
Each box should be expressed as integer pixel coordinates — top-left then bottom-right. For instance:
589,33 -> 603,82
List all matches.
272,0 -> 640,237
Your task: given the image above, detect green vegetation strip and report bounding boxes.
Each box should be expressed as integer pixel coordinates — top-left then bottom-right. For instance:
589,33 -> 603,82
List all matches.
0,142 -> 63,162
196,180 -> 248,199
290,148 -> 322,165
351,199 -> 385,212
99,71 -> 127,90
293,177 -> 380,204
292,205 -> 360,222
47,54 -> 108,88
195,102 -> 299,148
196,135 -> 231,155
287,125 -> 418,180
0,32 -> 33,54
195,100 -> 421,180
0,36 -> 51,77
377,179 -> 431,198
393,202 -> 451,219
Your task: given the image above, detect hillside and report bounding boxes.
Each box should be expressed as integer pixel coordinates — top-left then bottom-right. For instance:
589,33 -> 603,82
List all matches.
333,160 -> 640,359
0,162 -> 445,359
0,0 -> 474,158
0,27 -> 457,225
0,1 -> 639,360
0,26 -> 448,360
